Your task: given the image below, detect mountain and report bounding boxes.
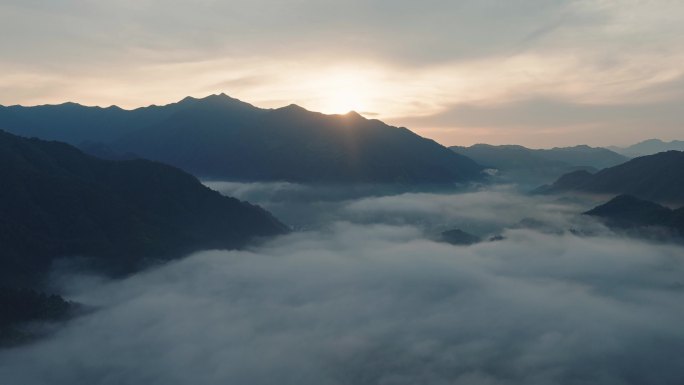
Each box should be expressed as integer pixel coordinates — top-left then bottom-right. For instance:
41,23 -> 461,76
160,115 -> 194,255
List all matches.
0,94 -> 483,183
584,195 -> 684,238
0,100 -> 187,144
539,151 -> 684,204
0,287 -> 75,346
450,144 -> 627,184
0,130 -> 288,288
78,141 -> 138,161
531,145 -> 628,168
608,139 -> 684,157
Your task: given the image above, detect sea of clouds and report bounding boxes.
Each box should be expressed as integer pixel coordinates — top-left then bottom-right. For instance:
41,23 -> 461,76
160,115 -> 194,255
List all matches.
1,184 -> 683,385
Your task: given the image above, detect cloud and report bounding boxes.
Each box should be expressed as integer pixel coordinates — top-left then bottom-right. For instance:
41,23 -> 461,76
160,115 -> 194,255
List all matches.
2,225 -> 683,384
397,95 -> 684,147
204,182 -> 604,235
343,186 -> 605,234
0,0 -> 591,67
2,187 -> 683,384
2,0 -> 681,80
2,0 -> 684,150
203,181 -> 389,230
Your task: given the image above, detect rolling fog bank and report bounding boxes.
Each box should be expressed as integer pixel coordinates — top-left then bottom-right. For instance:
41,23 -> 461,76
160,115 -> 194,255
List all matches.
2,184 -> 683,385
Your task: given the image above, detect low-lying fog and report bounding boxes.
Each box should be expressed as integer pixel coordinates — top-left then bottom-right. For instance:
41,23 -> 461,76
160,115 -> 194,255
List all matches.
2,183 -> 683,385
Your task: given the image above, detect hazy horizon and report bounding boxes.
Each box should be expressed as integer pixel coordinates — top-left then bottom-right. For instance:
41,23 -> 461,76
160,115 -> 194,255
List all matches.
1,92 -> 681,149
2,0 -> 683,147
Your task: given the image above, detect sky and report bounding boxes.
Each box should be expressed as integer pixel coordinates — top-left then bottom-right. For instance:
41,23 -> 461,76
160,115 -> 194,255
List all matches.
1,0 -> 683,147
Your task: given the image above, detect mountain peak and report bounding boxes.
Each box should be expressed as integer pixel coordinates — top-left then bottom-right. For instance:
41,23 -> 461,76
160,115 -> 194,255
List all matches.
584,194 -> 677,231
58,101 -> 85,108
586,194 -> 661,213
203,93 -> 232,101
276,104 -> 309,113
638,139 -> 665,145
344,110 -> 364,119
179,96 -> 198,103
184,93 -> 234,102
177,93 -> 258,110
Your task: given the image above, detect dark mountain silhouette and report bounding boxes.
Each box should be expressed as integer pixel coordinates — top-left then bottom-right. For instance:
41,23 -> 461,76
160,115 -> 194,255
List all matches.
450,144 -> 626,184
608,139 -> 684,157
0,287 -> 75,347
0,94 -> 483,183
538,151 -> 684,204
0,100 -> 187,144
544,170 -> 595,191
0,130 -> 288,288
79,141 -> 139,161
585,195 -> 684,239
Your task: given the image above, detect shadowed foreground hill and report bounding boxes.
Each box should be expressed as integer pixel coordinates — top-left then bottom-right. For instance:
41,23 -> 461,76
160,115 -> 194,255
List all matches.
0,287 -> 74,346
0,94 -> 483,183
538,151 -> 684,204
0,130 -> 288,287
585,195 -> 684,239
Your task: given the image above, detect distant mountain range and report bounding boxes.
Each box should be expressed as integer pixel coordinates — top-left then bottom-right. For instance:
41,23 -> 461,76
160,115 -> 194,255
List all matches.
608,139 -> 684,158
0,94 -> 483,184
585,195 -> 683,240
0,129 -> 288,288
538,151 -> 684,204
450,144 -> 628,185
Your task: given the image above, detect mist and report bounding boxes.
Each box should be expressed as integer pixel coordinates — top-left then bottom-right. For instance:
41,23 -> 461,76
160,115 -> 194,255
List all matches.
1,185 -> 683,384
205,182 -> 604,235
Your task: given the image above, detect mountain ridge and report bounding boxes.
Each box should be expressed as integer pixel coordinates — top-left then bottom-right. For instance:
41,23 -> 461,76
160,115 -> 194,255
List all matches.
0,129 -> 288,288
450,143 -> 627,185
540,151 -> 684,204
0,94 -> 483,184
584,194 -> 684,239
608,139 -> 684,157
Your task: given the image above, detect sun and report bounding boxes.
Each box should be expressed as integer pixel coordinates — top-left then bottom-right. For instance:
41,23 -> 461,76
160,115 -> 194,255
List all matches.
324,88 -> 365,114
314,70 -> 370,114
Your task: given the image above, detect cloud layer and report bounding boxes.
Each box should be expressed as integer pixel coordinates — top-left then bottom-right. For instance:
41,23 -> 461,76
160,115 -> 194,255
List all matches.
1,187 -> 683,384
206,182 -> 603,234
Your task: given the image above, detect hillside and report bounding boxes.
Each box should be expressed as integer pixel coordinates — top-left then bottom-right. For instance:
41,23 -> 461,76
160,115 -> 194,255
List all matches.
0,130 -> 288,287
540,151 -> 684,204
585,195 -> 684,238
0,287 -> 75,346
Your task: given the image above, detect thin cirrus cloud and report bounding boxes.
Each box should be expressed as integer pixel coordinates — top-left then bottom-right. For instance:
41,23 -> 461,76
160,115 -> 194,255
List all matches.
0,0 -> 683,146
394,92 -> 684,148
